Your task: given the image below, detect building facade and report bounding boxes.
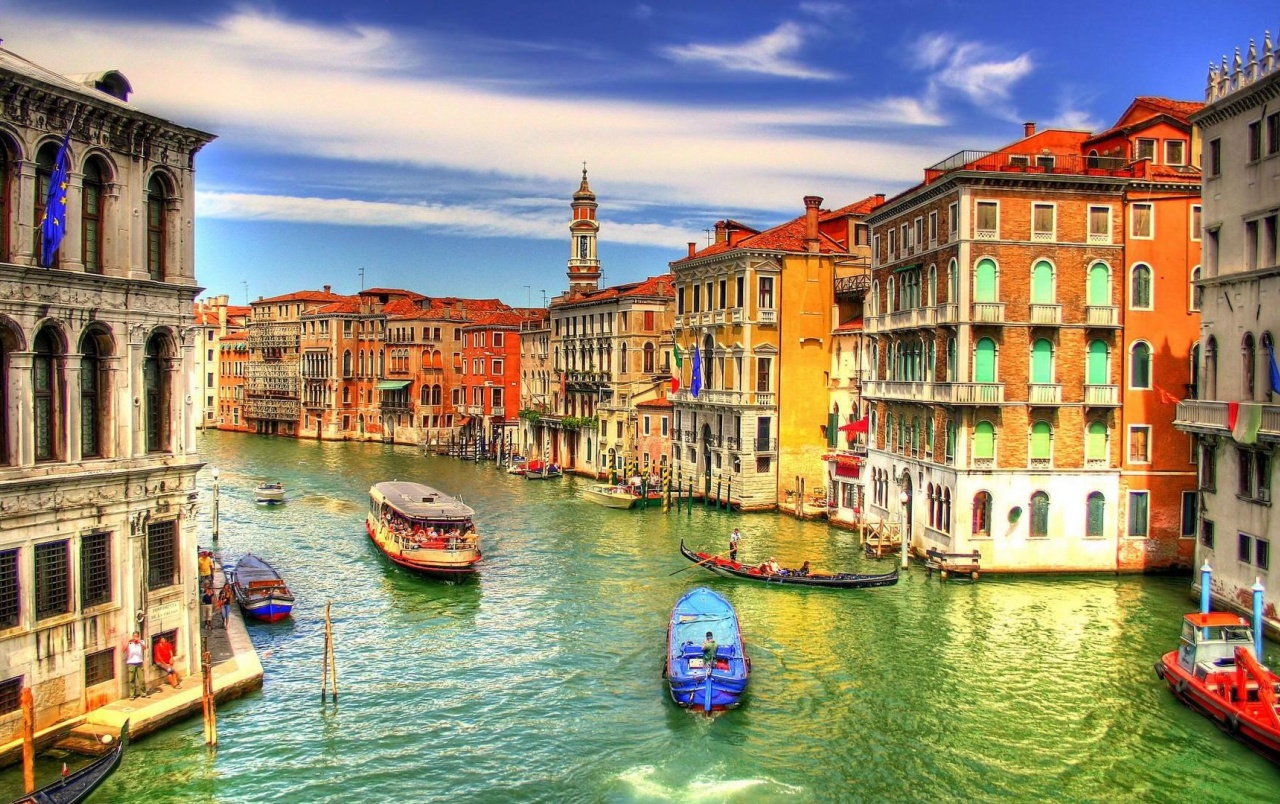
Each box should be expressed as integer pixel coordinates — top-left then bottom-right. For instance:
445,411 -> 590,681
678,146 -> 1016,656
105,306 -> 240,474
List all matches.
1177,35 -> 1280,631
0,49 -> 214,738
193,295 -> 249,430
669,196 -> 880,511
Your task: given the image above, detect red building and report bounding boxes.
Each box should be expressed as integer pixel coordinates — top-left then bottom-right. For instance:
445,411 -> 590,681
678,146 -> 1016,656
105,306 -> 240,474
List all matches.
460,310 -> 543,450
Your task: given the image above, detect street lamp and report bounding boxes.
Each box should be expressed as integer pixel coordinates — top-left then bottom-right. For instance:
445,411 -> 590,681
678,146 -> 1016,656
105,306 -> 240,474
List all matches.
211,467 -> 220,543
898,485 -> 910,569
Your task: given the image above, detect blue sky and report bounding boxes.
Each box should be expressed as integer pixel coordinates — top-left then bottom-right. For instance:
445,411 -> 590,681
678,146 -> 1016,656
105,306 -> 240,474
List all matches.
4,2 -> 1275,305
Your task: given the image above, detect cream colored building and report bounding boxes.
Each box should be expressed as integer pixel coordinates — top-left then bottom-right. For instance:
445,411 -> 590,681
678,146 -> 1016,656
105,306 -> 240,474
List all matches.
0,47 -> 214,739
193,294 -> 249,429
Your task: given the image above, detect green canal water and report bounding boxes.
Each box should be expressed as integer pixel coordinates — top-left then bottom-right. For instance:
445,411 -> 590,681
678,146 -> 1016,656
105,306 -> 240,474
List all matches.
64,433 -> 1280,800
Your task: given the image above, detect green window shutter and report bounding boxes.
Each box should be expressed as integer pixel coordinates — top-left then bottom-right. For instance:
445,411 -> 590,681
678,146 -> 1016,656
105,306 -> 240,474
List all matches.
1087,493 -> 1105,538
1030,421 -> 1051,459
1031,261 -> 1054,304
1086,422 -> 1107,461
1087,263 -> 1109,306
1087,340 -> 1108,385
974,421 -> 995,459
1129,492 -> 1149,536
975,338 -> 996,383
1031,339 -> 1053,384
975,259 -> 997,302
827,413 -> 837,448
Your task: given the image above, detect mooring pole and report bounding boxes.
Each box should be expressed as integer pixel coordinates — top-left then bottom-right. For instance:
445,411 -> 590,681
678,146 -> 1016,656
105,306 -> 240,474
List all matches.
211,467 -> 220,543
202,648 -> 217,746
21,688 -> 34,794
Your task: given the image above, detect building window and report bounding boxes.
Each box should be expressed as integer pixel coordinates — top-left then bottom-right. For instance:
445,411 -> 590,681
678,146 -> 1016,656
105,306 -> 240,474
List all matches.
1031,203 -> 1055,241
1258,538 -> 1272,571
1129,425 -> 1151,463
0,549 -> 17,628
81,158 -> 104,274
33,328 -> 63,462
1200,441 -> 1217,491
1130,203 -> 1153,239
84,648 -> 115,688
1086,492 -> 1106,539
0,678 -> 21,716
1130,341 -> 1152,389
34,540 -> 70,620
756,357 -> 772,393
1237,449 -> 1272,504
146,519 -> 178,590
146,174 -> 168,281
975,201 -> 998,238
973,491 -> 992,537
973,421 -> 995,462
948,202 -> 958,235
1180,491 -> 1197,538
1128,491 -> 1149,537
144,334 -> 171,452
1165,140 -> 1186,166
1190,266 -> 1202,312
1208,138 -> 1221,177
1249,120 -> 1262,162
1030,491 -> 1050,538
492,359 -> 502,375
928,211 -> 938,243
1088,206 -> 1111,244
81,532 -> 112,608
1268,111 -> 1280,156
1135,138 -> 1156,162
1201,519 -> 1215,549
757,277 -> 774,310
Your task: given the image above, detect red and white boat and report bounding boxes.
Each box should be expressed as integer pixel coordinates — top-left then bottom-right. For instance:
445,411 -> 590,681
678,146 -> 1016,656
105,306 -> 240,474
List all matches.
1155,611 -> 1280,763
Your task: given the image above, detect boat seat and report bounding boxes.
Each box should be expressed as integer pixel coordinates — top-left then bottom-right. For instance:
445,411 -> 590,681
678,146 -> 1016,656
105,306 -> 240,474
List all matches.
680,643 -> 702,658
715,645 -> 736,659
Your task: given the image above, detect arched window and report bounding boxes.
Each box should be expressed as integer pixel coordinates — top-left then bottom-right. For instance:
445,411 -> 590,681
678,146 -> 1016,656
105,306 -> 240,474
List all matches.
145,174 -> 168,281
1086,492 -> 1105,538
1031,260 -> 1054,304
1130,341 -> 1152,389
945,419 -> 956,463
974,258 -> 997,302
926,340 -> 936,382
343,350 -> 352,377
1205,336 -> 1218,399
358,351 -> 364,376
948,258 -> 959,301
421,384 -> 430,405
1087,262 -> 1110,306
644,342 -> 655,373
1190,266 -> 1202,311
432,384 -> 442,406
1190,342 -> 1202,398
620,343 -> 628,374
1031,338 -> 1053,384
926,265 -> 937,306
947,337 -> 956,381
1086,421 -> 1108,464
943,488 -> 952,532
886,276 -> 896,313
1130,264 -> 1152,309
1087,340 -> 1109,385
80,330 -> 109,458
702,334 -> 714,390
870,281 -> 879,316
973,420 -> 995,461
973,491 -> 992,537
0,139 -> 10,260
342,386 -> 350,404
927,484 -> 936,527
33,327 -> 64,461
1086,149 -> 1100,169
1242,333 -> 1257,399
974,337 -> 996,383
143,334 -> 171,452
925,416 -> 934,455
1030,421 -> 1052,464
1030,491 -> 1050,537
82,158 -> 105,274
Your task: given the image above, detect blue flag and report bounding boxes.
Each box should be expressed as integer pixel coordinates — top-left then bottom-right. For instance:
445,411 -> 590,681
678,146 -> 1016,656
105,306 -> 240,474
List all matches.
1269,341 -> 1280,395
690,345 -> 702,398
39,130 -> 71,268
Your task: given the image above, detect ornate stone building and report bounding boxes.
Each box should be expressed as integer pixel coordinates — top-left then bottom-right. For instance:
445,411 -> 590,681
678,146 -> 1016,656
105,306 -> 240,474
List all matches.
0,47 -> 214,738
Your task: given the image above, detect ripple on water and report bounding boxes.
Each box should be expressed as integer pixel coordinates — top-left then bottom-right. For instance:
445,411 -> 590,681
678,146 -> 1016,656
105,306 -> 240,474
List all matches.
60,433 -> 1280,803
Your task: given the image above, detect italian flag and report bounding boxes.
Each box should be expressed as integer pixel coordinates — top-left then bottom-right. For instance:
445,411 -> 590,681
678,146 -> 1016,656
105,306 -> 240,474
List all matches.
671,344 -> 682,392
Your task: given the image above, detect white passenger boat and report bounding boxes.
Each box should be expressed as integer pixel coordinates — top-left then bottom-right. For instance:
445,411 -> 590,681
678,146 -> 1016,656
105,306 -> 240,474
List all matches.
582,483 -> 638,509
254,482 -> 285,504
366,481 -> 481,580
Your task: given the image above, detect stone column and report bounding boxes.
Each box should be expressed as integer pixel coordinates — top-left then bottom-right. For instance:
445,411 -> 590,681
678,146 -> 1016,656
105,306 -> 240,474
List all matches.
129,338 -> 145,458
62,170 -> 85,273
102,183 -> 122,277
15,161 -> 37,267
9,352 -> 34,466
64,354 -> 83,462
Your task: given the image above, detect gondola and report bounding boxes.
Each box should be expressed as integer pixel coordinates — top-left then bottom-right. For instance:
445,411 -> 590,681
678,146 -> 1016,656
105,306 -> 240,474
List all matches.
679,540 -> 899,589
10,721 -> 129,804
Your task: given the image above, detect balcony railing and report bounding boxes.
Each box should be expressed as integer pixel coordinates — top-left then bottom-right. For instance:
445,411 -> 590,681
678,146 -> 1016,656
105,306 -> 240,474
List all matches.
758,309 -> 777,325
1084,384 -> 1120,406
1085,305 -> 1119,327
1029,457 -> 1053,469
865,315 -> 883,334
754,437 -> 778,453
935,303 -> 959,325
972,457 -> 995,470
730,308 -> 744,324
713,310 -> 726,324
862,380 -> 933,401
1029,304 -> 1062,325
971,302 -> 1005,323
1087,231 -> 1112,245
924,150 -> 1133,183
755,392 -> 776,407
725,436 -> 740,450
1028,384 -> 1061,405
935,383 -> 1004,405
1086,457 -> 1109,469
834,274 -> 871,297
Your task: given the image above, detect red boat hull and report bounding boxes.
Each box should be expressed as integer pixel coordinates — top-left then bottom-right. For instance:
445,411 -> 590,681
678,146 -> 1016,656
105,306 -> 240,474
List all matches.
1156,651 -> 1280,763
365,521 -> 480,580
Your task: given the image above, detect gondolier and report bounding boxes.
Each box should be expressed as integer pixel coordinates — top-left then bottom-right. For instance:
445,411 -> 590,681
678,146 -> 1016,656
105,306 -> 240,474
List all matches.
729,528 -> 741,561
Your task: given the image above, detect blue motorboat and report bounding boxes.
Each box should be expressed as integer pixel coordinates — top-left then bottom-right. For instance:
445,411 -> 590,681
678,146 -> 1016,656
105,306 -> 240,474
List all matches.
664,587 -> 750,712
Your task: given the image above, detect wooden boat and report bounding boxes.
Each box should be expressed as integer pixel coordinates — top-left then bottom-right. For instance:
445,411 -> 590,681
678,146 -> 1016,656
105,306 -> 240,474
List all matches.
664,587 -> 749,713
10,721 -> 129,804
505,460 -> 528,476
1154,611 -> 1280,763
582,484 -> 637,509
231,554 -> 294,622
254,482 -> 285,504
522,460 -> 562,480
366,481 -> 481,580
679,541 -> 899,589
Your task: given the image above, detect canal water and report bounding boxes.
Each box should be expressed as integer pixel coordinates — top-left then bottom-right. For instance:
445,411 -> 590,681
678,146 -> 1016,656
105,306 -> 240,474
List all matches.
80,433 -> 1280,800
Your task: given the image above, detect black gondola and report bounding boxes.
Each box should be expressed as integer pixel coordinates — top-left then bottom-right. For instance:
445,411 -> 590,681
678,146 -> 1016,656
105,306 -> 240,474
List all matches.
10,721 -> 128,804
679,541 -> 899,589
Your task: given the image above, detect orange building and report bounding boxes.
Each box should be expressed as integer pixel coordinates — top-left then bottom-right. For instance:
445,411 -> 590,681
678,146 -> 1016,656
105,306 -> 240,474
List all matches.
460,309 -> 541,451
217,331 -> 251,432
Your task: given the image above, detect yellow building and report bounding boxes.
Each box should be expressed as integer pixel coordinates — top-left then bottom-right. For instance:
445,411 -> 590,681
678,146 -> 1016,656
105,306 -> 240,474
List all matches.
669,196 -> 880,510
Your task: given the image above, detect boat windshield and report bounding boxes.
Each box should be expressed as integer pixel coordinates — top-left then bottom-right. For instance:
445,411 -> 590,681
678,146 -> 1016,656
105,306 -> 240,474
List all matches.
1181,621 -> 1254,644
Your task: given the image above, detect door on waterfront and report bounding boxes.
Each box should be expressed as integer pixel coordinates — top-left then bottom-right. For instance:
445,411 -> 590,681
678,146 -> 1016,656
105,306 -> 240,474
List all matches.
902,473 -> 913,539
701,424 -> 713,496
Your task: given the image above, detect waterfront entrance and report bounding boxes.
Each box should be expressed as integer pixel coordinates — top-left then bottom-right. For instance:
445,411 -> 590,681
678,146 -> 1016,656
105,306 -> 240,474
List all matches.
57,431 -> 1279,802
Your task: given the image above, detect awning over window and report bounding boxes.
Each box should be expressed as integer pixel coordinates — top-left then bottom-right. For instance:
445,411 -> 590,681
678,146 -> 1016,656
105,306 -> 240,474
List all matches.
375,380 -> 411,390
892,263 -> 923,273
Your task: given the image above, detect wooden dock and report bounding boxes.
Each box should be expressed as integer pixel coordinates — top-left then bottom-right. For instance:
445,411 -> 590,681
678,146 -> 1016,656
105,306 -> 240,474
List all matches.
924,548 -> 982,581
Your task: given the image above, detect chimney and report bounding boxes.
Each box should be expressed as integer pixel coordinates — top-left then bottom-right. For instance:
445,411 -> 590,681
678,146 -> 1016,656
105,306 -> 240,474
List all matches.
804,195 -> 822,252
687,242 -> 697,258
323,285 -> 331,294
875,193 -> 885,203
714,221 -> 727,244
1024,122 -> 1036,138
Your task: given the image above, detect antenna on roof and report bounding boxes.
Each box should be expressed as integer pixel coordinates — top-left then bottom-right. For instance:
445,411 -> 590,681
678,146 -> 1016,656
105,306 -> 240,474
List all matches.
540,290 -> 547,307
242,280 -> 248,305
358,266 -> 365,290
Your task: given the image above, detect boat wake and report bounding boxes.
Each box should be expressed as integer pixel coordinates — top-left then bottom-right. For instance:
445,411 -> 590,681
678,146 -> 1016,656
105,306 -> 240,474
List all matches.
618,765 -> 803,800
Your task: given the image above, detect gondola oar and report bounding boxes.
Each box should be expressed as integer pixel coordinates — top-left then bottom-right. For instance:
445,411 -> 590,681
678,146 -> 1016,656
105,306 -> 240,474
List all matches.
668,551 -> 727,576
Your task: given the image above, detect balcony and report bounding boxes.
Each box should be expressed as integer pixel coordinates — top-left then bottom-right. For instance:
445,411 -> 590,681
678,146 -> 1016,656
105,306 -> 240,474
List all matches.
935,383 -> 1004,405
1085,305 -> 1120,327
755,392 -> 776,407
1027,384 -> 1061,405
935,303 -> 959,325
754,437 -> 778,453
725,436 -> 741,450
972,457 -> 995,470
730,308 -> 744,324
865,315 -> 883,334
492,406 -> 505,419
1174,400 -> 1280,437
713,310 -> 726,324
1029,304 -> 1062,325
1087,231 -> 1112,245
1029,457 -> 1053,469
971,302 -> 1005,324
1084,384 -> 1120,406
862,380 -> 933,402
758,309 -> 777,325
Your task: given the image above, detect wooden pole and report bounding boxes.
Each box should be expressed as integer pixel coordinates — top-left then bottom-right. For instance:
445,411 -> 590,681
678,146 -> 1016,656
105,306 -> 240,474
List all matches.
21,687 -> 34,794
320,602 -> 331,702
715,479 -> 722,510
327,603 -> 338,702
727,477 -> 732,511
202,648 -> 217,747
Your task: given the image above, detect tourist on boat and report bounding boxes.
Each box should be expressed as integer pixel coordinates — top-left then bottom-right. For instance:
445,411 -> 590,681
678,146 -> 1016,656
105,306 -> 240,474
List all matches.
794,561 -> 811,577
153,636 -> 179,689
702,631 -> 718,666
729,528 -> 742,561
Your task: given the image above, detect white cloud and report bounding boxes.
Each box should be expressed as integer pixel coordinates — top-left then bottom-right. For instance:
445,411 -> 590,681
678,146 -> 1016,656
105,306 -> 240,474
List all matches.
910,33 -> 1034,121
798,2 -> 849,22
661,22 -> 837,80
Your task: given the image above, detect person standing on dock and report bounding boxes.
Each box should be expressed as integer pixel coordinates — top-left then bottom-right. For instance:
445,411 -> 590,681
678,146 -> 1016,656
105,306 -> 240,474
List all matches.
219,583 -> 233,629
201,586 -> 215,630
729,528 -> 741,562
199,550 -> 213,588
154,636 -> 179,689
126,632 -> 146,699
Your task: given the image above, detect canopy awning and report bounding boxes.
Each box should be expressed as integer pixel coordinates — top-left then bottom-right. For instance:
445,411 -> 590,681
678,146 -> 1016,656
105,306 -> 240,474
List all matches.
892,263 -> 922,273
839,418 -> 869,434
375,380 -> 411,390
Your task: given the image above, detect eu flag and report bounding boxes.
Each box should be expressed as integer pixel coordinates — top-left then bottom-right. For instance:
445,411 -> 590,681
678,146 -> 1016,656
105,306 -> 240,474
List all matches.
39,131 -> 71,268
690,345 -> 702,398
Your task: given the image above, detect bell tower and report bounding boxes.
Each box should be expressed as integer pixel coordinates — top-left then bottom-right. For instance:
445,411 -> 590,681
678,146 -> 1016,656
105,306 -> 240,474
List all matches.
567,165 -> 601,295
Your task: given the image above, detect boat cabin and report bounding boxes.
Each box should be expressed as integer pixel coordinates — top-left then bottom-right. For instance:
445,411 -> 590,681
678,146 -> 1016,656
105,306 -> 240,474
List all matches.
1177,612 -> 1256,679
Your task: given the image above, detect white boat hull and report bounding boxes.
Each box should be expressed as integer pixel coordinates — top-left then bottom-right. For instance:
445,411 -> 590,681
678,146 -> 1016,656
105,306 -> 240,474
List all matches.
583,487 -> 637,509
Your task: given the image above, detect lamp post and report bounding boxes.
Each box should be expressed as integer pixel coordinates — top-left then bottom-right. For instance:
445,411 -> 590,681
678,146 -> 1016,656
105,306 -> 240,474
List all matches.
898,487 -> 910,569
211,467 -> 220,544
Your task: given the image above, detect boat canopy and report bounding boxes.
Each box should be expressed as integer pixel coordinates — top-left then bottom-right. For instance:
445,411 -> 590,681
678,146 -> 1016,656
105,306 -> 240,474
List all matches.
373,481 -> 474,520
1183,612 -> 1249,629
672,604 -> 734,648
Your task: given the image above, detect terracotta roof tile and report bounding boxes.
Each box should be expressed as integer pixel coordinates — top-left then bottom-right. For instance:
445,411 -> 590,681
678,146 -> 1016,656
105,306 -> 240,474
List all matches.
636,397 -> 674,408
253,289 -> 348,305
673,197 -> 880,267
221,331 -> 247,342
834,318 -> 864,332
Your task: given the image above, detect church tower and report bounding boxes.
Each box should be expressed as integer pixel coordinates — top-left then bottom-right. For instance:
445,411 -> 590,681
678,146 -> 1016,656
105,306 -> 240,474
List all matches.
567,166 -> 601,295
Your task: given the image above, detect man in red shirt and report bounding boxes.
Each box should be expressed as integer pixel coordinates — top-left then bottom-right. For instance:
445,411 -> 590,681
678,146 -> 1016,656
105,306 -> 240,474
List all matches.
153,636 -> 180,689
